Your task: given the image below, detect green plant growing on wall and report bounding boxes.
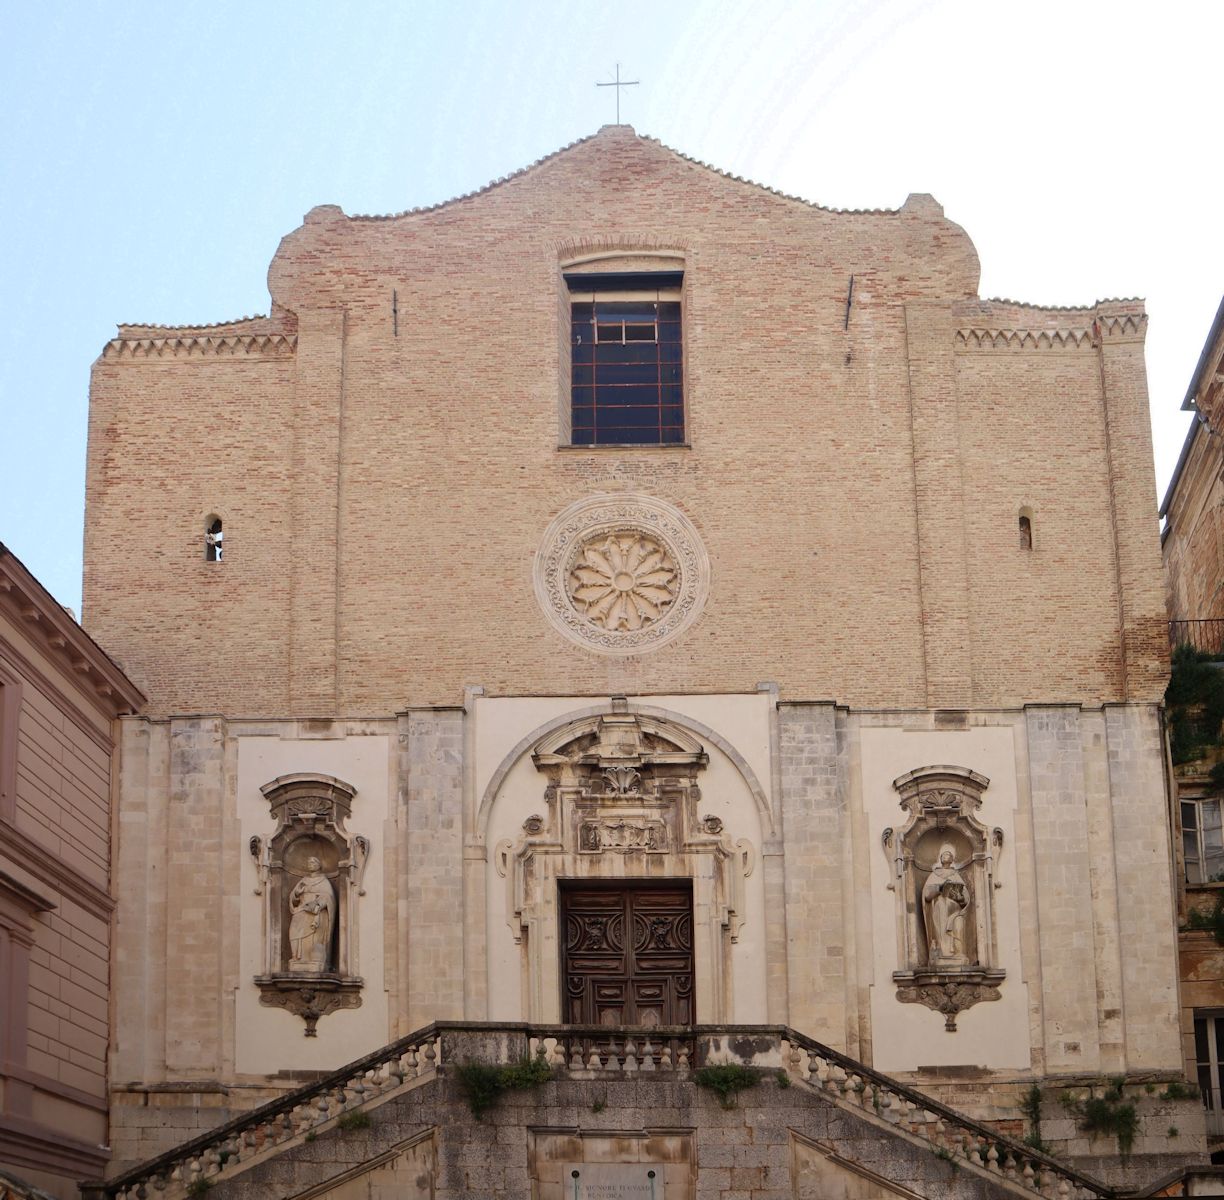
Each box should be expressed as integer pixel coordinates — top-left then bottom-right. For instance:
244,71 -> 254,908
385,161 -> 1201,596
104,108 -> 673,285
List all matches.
1062,1079 -> 1139,1157
1160,1080 -> 1199,1102
1019,1083 -> 1050,1154
1166,644 -> 1224,766
455,1054 -> 553,1119
1184,895 -> 1224,946
338,1109 -> 371,1131
693,1063 -> 760,1109
186,1180 -> 214,1197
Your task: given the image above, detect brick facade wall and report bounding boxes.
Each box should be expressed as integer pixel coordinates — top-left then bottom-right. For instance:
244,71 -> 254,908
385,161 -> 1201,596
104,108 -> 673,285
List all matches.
81,127 -> 1166,718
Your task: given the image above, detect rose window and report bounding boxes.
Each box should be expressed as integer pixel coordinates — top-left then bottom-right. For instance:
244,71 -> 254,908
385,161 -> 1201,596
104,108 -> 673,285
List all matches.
568,533 -> 678,631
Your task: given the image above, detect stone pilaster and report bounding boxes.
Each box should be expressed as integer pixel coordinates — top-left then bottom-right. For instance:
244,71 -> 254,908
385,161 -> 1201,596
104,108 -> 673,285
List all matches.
163,716 -> 225,1074
904,303 -> 972,707
403,708 -> 466,1030
1105,703 -> 1181,1070
1096,308 -> 1168,702
287,307 -> 345,716
1024,705 -> 1101,1073
778,701 -> 846,1045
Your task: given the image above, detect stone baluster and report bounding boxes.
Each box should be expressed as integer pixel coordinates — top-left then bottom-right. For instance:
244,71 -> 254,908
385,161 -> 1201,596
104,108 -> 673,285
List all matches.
423,1038 -> 438,1072
569,1038 -> 585,1071
658,1038 -> 673,1071
677,1042 -> 690,1070
587,1043 -> 603,1070
640,1035 -> 656,1071
623,1035 -> 639,1072
986,1144 -> 999,1172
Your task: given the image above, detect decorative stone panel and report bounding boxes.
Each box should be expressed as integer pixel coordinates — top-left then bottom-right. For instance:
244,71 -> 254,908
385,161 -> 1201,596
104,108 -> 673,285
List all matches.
533,493 -> 709,655
250,772 -> 369,1035
883,764 -> 1005,1030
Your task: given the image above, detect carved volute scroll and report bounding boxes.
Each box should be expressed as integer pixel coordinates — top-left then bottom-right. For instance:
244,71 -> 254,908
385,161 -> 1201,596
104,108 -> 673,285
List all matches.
251,773 -> 369,1036
494,709 -> 756,1021
883,765 -> 1005,1031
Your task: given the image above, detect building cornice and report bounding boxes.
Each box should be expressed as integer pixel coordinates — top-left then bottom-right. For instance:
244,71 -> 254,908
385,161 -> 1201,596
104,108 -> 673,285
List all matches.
955,327 -> 1094,351
100,332 -> 297,361
0,544 -> 145,717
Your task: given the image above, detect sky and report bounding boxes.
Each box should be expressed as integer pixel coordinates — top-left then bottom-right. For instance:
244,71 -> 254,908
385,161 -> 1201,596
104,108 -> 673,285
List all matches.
2,0 -> 1222,614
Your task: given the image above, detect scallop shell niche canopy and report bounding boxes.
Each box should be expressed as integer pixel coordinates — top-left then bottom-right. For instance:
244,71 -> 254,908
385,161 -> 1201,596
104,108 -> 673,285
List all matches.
534,494 -> 710,654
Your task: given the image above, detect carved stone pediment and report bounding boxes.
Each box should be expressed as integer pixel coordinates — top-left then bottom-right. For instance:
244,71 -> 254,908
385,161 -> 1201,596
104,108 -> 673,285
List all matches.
497,711 -> 754,965
883,765 -> 1004,1031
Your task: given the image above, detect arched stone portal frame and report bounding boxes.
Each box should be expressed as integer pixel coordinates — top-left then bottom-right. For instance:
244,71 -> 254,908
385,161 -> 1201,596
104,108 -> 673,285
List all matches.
474,701 -> 775,1025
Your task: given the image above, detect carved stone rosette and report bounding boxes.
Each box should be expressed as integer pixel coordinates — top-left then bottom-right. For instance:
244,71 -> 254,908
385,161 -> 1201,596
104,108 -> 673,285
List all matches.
250,773 -> 370,1036
533,493 -> 710,655
883,765 -> 1004,1031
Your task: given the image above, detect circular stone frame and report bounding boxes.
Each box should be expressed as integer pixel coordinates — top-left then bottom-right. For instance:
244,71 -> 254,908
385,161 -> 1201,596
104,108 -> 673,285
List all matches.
534,493 -> 710,656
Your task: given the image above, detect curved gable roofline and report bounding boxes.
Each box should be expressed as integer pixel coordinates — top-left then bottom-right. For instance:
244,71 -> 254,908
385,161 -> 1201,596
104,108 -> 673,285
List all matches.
340,124 -> 904,223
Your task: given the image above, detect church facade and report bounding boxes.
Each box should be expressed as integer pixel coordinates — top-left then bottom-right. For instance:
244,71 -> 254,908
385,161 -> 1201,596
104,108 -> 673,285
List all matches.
82,127 -> 1194,1191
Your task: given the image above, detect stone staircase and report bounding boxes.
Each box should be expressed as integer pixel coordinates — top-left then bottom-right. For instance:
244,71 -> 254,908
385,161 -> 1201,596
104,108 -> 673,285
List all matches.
84,1023 -> 1121,1200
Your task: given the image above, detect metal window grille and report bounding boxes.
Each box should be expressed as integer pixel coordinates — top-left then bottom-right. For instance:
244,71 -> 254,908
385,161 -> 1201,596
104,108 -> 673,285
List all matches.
571,301 -> 683,445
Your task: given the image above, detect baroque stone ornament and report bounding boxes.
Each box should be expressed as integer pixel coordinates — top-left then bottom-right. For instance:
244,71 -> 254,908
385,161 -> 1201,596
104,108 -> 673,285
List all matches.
883,765 -> 1005,1032
534,493 -> 710,655
251,773 -> 369,1036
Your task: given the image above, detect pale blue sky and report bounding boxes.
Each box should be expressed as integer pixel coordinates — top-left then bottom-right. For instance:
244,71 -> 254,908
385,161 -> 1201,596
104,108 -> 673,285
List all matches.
3,0 -> 1222,613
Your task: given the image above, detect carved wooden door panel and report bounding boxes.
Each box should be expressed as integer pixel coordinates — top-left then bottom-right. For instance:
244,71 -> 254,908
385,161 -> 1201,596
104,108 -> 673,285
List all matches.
561,882 -> 693,1026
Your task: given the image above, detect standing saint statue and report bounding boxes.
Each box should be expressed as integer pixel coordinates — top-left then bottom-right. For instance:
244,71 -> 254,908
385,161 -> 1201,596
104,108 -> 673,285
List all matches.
288,856 -> 336,973
921,844 -> 972,967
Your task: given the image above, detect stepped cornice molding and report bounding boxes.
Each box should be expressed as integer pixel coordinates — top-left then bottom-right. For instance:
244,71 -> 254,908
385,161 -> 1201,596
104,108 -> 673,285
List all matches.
1094,311 -> 1148,341
955,327 -> 1095,351
101,332 -> 297,361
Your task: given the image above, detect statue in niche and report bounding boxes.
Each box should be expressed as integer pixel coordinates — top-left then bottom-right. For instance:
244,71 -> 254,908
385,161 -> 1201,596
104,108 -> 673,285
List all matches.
921,845 -> 971,966
883,765 -> 1004,1031
288,857 -> 336,973
252,773 -> 368,1035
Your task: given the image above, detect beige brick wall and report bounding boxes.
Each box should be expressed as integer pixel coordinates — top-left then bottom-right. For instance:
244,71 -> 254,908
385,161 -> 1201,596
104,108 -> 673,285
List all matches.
81,127 -> 1166,718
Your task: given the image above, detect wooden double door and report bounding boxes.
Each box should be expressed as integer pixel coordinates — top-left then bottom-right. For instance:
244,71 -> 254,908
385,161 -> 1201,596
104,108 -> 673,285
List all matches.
561,881 -> 694,1026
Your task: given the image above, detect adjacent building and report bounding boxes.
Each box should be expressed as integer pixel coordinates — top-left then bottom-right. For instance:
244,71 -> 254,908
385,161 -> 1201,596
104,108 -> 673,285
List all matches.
0,545 -> 144,1198
1160,295 -> 1224,1153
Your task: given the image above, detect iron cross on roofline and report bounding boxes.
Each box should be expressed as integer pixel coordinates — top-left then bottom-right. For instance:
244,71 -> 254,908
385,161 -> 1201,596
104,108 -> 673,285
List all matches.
597,63 -> 639,124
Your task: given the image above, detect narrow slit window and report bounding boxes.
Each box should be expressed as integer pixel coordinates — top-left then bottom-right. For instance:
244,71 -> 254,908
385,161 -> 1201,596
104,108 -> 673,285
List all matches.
1018,510 -> 1033,551
205,516 -> 224,562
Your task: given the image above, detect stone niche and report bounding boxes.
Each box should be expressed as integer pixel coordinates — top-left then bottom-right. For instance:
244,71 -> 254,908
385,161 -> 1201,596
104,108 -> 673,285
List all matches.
882,765 -> 1004,1031
251,773 -> 370,1035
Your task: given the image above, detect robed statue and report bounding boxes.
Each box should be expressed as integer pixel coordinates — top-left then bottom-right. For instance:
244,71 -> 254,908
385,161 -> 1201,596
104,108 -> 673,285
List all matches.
288,857 -> 336,973
921,844 -> 971,966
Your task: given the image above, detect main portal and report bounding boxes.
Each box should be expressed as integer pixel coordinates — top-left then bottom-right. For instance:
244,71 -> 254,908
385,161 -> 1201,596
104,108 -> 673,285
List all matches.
560,881 -> 694,1026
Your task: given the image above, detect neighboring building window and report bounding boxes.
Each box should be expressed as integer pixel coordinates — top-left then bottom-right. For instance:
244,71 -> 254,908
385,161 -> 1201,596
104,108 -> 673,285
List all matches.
1195,1012 -> 1224,1130
205,516 -> 223,562
567,272 -> 683,446
1183,797 -> 1224,883
1019,513 -> 1033,550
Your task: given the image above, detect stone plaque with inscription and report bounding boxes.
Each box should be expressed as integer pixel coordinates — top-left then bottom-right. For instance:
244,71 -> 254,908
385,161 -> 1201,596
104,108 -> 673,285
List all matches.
560,1163 -> 660,1199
